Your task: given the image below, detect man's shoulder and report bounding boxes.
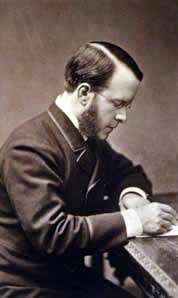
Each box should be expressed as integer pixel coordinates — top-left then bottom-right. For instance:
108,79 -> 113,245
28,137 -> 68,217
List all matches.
4,112 -> 47,145
0,111 -> 64,158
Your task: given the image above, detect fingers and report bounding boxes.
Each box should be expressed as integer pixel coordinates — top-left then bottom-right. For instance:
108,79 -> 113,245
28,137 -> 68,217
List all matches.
159,203 -> 176,217
159,226 -> 172,234
160,212 -> 176,225
152,219 -> 173,234
160,203 -> 177,225
137,202 -> 177,236
159,220 -> 173,234
160,220 -> 172,229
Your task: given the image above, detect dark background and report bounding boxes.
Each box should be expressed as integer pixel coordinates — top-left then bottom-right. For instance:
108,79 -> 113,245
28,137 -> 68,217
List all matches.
0,0 -> 177,193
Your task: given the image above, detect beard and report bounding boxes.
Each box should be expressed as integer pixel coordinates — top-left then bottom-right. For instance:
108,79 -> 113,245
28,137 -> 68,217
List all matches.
78,102 -> 99,138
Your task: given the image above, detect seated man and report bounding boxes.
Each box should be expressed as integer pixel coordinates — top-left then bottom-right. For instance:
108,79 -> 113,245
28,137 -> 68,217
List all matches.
0,41 -> 176,297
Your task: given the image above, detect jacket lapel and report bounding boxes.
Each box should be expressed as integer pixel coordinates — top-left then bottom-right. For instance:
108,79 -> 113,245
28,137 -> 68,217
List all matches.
86,141 -> 105,198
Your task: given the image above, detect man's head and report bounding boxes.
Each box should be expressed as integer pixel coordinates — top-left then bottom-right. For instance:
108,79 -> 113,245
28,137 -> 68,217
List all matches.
64,41 -> 143,140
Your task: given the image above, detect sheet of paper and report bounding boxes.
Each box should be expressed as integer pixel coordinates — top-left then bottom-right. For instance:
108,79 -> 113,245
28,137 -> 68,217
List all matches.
137,225 -> 178,238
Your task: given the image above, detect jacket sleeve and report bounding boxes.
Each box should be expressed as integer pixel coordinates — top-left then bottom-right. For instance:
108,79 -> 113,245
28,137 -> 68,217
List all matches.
2,135 -> 127,257
102,141 -> 152,199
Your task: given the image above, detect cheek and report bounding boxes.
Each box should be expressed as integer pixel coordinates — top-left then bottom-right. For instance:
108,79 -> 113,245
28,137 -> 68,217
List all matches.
97,111 -> 114,130
99,104 -> 114,117
96,101 -> 115,128
102,108 -> 115,121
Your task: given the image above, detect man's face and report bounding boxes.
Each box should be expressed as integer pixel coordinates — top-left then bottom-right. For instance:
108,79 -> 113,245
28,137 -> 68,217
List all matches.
79,63 -> 140,140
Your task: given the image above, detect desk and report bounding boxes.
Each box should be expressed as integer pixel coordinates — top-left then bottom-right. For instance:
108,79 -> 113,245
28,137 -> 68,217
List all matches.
118,193 -> 178,298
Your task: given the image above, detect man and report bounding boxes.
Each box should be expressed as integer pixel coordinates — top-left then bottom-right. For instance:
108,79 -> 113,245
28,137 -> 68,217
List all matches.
0,41 -> 176,297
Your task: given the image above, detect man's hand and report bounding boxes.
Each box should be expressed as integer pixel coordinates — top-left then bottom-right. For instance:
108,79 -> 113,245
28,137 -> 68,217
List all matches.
136,202 -> 176,235
121,193 -> 150,210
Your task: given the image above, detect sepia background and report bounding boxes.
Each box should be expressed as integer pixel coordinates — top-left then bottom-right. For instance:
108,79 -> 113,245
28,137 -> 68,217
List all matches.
0,0 -> 177,193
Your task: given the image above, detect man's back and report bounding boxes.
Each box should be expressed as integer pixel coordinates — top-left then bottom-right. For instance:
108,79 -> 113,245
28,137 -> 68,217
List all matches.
0,111 -> 67,289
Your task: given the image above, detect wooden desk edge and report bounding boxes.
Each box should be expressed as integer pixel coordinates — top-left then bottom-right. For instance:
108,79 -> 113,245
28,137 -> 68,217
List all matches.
125,241 -> 178,298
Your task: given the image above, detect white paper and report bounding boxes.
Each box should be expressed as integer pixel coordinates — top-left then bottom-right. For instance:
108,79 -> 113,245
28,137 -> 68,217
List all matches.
137,225 -> 178,238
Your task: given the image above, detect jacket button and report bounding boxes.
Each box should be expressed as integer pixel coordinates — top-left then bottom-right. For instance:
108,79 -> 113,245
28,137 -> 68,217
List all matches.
103,195 -> 110,201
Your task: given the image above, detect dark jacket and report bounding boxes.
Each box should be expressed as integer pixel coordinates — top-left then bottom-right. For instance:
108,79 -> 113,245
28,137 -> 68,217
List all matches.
0,102 -> 152,293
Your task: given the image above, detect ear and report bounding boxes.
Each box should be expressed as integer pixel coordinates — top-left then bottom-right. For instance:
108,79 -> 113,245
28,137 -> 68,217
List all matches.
77,83 -> 94,107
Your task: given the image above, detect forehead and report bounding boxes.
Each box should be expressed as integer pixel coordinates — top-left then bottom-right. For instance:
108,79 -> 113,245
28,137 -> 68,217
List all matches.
103,62 -> 140,101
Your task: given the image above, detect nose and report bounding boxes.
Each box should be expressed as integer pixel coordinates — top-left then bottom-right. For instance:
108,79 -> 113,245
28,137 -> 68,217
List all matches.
115,107 -> 127,123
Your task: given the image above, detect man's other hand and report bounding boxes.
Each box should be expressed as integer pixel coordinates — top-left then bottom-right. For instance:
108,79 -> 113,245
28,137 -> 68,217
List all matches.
136,202 -> 177,235
121,193 -> 150,210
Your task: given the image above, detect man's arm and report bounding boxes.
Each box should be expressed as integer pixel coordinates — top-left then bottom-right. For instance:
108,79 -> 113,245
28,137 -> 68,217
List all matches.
119,188 -> 151,209
100,141 -> 176,237
101,141 -> 152,206
2,133 -> 176,261
2,134 -> 129,257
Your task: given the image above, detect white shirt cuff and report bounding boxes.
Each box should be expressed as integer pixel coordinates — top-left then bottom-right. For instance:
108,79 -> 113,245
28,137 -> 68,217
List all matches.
121,209 -> 143,238
120,187 -> 148,201
119,187 -> 149,210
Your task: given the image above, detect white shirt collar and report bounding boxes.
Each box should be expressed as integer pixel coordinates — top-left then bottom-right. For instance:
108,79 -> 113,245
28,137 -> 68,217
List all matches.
55,95 -> 88,140
55,95 -> 79,130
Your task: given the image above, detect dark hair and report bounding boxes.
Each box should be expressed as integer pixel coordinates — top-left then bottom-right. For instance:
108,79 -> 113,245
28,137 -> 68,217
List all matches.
64,41 -> 143,92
